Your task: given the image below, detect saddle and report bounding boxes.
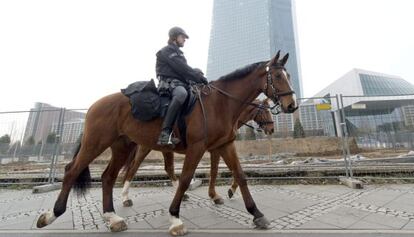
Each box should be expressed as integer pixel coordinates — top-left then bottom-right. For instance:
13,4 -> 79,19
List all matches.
121,80 -> 197,146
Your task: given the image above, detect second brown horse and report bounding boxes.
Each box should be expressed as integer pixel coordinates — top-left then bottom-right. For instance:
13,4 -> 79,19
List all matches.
119,98 -> 275,207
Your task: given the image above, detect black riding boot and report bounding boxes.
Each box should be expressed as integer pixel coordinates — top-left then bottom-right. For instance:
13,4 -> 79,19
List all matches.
157,98 -> 182,146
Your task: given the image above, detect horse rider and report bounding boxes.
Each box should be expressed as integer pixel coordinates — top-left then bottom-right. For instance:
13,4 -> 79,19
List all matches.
156,26 -> 208,146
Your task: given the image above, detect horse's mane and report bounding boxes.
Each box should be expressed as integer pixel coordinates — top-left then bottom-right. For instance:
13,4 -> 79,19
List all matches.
216,61 -> 266,82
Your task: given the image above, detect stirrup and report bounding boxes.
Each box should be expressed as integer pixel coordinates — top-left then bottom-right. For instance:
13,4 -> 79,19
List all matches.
157,132 -> 180,146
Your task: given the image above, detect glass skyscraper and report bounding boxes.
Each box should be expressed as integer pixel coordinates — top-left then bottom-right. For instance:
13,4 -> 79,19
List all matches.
207,0 -> 303,97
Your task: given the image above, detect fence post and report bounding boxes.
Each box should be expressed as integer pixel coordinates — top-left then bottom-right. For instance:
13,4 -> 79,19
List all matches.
336,94 -> 349,177
339,94 -> 353,177
48,108 -> 65,183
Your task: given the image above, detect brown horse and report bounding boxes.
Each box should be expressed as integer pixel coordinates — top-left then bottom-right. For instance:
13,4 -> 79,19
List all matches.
36,51 -> 296,236
120,98 -> 275,207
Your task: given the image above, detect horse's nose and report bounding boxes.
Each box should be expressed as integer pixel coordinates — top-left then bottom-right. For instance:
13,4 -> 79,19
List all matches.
287,103 -> 298,113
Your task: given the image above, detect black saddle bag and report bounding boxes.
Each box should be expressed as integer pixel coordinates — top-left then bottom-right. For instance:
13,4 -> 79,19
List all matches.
121,79 -> 161,121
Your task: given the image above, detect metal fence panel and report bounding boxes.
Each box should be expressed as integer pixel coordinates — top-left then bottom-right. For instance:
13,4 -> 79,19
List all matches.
3,95 -> 414,187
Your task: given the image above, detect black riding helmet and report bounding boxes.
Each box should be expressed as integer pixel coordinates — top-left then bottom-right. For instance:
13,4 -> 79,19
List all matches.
168,26 -> 189,40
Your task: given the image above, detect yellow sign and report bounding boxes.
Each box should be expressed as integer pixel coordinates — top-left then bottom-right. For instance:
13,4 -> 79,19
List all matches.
316,103 -> 331,111
351,103 -> 366,109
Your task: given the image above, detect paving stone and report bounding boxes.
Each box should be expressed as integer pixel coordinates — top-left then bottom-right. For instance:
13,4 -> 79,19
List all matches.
0,219 -> 35,230
385,200 -> 414,213
145,215 -> 170,229
207,220 -> 250,229
313,212 -> 361,228
349,220 -> 393,229
181,207 -> 215,219
402,220 -> 414,230
42,220 -> 74,230
131,203 -> 165,214
295,219 -> 340,229
362,213 -> 409,229
127,219 -> 153,229
188,215 -> 229,228
331,206 -> 371,219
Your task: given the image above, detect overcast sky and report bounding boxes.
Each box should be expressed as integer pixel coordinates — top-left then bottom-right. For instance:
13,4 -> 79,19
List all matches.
0,0 -> 413,112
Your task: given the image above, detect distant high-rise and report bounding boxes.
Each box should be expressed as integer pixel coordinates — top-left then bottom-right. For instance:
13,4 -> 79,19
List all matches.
207,0 -> 303,97
23,103 -> 85,144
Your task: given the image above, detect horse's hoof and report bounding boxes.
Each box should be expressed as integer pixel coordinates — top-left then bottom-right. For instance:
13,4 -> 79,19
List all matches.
169,223 -> 187,236
182,193 -> 189,201
36,213 -> 48,228
123,199 -> 133,207
227,189 -> 234,199
36,210 -> 56,228
109,219 -> 128,232
253,216 -> 270,229
213,197 -> 224,205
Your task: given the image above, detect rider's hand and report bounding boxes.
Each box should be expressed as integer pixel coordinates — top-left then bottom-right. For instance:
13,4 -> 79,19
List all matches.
201,76 -> 208,85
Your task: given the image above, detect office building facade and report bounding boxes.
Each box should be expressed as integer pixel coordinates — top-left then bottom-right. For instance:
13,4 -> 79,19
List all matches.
207,0 -> 303,97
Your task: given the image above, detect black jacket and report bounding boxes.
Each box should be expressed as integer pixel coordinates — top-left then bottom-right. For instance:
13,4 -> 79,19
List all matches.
156,43 -> 206,84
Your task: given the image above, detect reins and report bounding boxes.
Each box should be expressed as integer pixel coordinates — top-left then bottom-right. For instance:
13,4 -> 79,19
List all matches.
191,63 -> 295,144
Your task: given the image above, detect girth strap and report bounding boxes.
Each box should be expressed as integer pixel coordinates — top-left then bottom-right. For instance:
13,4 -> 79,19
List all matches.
194,86 -> 208,146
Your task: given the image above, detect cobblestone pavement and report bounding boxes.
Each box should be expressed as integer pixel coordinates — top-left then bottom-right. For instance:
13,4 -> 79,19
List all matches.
2,184 -> 414,232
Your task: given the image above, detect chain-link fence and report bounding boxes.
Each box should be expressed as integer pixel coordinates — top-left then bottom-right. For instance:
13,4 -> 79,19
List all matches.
1,95 -> 414,187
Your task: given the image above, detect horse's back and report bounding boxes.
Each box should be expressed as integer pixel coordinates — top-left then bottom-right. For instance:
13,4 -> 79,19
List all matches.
83,92 -> 130,136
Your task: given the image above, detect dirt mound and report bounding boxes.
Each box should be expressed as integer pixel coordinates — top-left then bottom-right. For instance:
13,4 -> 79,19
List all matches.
234,137 -> 359,157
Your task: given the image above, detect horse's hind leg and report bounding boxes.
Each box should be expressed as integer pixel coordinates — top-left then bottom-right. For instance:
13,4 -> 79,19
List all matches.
218,142 -> 270,229
37,133 -> 115,228
163,152 -> 178,186
101,138 -> 133,232
121,145 -> 151,206
228,179 -> 239,199
163,152 -> 189,201
208,150 -> 224,204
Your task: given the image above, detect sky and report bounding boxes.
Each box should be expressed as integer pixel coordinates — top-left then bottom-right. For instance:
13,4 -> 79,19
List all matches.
0,0 -> 413,112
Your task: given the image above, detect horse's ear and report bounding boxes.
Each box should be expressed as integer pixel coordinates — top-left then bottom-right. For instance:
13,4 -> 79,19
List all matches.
270,50 -> 281,66
280,53 -> 289,66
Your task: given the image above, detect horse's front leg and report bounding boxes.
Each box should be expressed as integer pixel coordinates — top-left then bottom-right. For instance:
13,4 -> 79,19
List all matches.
168,143 -> 205,236
217,142 -> 270,229
208,150 -> 224,204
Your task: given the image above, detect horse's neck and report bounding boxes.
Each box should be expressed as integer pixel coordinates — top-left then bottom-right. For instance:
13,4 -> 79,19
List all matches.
213,73 -> 263,125
238,105 -> 256,125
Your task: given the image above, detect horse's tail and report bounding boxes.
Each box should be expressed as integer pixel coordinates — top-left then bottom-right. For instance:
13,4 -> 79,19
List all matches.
121,145 -> 138,184
65,142 -> 91,195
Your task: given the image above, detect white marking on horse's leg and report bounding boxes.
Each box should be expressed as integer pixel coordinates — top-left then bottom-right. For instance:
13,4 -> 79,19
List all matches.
212,193 -> 222,200
44,210 -> 57,225
103,212 -> 128,232
103,212 -> 124,223
169,215 -> 187,236
172,180 -> 179,189
212,193 -> 224,204
121,181 -> 130,202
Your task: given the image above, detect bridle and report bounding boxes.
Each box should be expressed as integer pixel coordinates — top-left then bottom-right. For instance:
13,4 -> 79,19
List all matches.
253,103 -> 274,127
240,102 -> 274,132
264,65 -> 295,109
